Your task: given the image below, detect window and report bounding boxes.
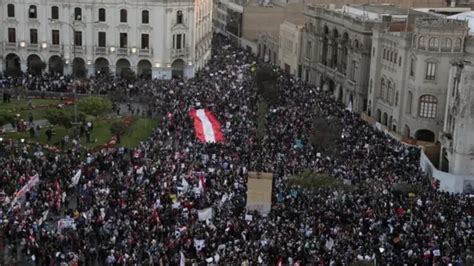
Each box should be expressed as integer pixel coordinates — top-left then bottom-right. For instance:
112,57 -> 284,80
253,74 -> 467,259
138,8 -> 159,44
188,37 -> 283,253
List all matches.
7,4 -> 15,18
120,33 -> 128,48
442,38 -> 452,52
410,58 -> 415,77
120,9 -> 127,23
395,91 -> 399,106
177,10 -> 183,24
305,41 -> 312,58
419,95 -> 438,118
425,62 -> 436,80
351,60 -> 358,81
8,28 -> 16,43
399,57 -> 402,67
74,7 -> 82,20
383,49 -> 386,60
380,78 -> 386,99
51,6 -> 59,20
142,10 -> 149,24
428,37 -> 439,51
98,8 -> 106,22
454,38 -> 462,52
74,31 -> 82,46
141,34 -> 149,49
30,29 -> 38,44
173,34 -> 185,49
418,36 -> 426,49
98,32 -> 106,47
29,5 -> 37,19
406,91 -> 412,114
387,81 -> 394,105
52,30 -> 60,45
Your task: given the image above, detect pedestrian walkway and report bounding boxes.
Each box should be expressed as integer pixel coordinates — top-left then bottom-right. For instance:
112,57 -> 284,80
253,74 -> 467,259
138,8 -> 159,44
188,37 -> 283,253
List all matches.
1,119 -> 50,133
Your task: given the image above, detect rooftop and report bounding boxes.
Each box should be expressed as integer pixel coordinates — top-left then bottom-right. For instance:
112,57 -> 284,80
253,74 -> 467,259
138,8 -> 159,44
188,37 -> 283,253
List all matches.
448,11 -> 474,35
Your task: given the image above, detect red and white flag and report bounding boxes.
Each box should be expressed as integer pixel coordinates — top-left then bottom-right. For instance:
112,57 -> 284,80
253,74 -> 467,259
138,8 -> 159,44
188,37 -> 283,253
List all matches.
189,108 -> 224,143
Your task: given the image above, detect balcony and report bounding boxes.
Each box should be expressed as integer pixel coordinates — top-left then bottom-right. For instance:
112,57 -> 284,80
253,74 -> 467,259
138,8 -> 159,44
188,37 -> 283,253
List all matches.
139,48 -> 152,57
95,46 -> 108,55
117,48 -> 128,56
5,42 -> 17,50
171,47 -> 189,58
27,44 -> 40,52
73,46 -> 84,54
50,44 -> 61,53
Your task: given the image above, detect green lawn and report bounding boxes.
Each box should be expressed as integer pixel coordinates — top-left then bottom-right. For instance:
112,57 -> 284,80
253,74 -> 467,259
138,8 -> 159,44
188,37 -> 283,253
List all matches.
1,117 -> 158,149
0,98 -> 70,122
120,118 -> 159,148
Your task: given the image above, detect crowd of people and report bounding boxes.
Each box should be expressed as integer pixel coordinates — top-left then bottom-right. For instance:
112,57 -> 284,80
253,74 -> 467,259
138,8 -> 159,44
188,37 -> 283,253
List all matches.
0,34 -> 472,265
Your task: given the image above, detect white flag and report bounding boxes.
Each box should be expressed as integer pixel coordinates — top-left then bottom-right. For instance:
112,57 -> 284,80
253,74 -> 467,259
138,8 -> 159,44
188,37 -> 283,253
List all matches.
71,169 -> 82,187
198,207 -> 213,221
180,252 -> 186,266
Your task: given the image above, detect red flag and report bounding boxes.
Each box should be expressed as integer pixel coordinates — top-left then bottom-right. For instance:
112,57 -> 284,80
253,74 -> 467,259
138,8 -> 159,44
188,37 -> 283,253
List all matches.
199,175 -> 206,192
189,108 -> 224,143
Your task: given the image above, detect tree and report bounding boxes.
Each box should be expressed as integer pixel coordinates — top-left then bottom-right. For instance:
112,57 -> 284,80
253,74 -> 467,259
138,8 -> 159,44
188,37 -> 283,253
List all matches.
45,109 -> 72,128
255,65 -> 280,105
77,97 -> 112,117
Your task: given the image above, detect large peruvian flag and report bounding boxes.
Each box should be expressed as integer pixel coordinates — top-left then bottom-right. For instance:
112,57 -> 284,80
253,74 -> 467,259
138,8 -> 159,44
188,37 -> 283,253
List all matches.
189,108 -> 224,143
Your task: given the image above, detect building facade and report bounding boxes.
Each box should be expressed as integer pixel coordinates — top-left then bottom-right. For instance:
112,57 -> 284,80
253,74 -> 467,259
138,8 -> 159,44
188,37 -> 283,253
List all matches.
368,17 -> 468,142
278,20 -> 303,77
0,0 -> 212,79
301,5 -> 393,113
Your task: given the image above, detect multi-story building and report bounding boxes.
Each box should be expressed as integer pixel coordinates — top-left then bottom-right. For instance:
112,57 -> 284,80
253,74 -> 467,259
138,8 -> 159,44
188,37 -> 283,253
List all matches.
301,5 -> 423,113
0,0 -> 213,79
278,19 -> 304,77
369,16 -> 469,142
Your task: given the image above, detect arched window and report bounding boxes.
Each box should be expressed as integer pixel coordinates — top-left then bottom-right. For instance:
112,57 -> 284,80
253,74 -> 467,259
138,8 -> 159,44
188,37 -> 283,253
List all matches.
419,95 -> 438,118
98,8 -> 106,22
442,38 -> 452,52
407,91 -> 412,114
29,5 -> 37,19
177,10 -> 183,24
418,36 -> 426,49
387,81 -> 394,105
142,10 -> 149,24
7,4 -> 15,18
120,9 -> 127,23
74,7 -> 82,20
380,78 -> 386,99
454,38 -> 462,52
428,37 -> 439,51
51,6 -> 59,20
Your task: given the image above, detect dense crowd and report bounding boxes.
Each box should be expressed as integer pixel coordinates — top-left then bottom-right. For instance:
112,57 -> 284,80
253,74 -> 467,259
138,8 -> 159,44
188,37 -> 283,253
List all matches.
0,34 -> 472,265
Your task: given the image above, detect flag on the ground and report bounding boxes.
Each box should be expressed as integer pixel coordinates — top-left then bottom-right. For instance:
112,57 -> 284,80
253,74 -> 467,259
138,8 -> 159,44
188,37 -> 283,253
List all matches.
189,108 -> 224,143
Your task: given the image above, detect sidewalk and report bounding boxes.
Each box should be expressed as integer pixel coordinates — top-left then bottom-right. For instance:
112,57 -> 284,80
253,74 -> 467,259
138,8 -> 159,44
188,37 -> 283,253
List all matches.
1,119 -> 50,133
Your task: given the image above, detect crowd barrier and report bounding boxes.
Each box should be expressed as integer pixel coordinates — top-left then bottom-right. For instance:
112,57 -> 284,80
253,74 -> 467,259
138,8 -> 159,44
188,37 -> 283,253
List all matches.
360,113 -> 474,194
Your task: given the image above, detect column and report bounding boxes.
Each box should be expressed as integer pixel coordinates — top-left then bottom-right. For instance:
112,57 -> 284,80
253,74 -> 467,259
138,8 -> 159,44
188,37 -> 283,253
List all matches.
0,59 -> 3,73
64,64 -> 72,76
20,62 -> 27,73
86,64 -> 95,77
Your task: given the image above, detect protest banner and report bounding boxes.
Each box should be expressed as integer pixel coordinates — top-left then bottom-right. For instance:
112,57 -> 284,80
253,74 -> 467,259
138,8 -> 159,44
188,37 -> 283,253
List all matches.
246,171 -> 273,215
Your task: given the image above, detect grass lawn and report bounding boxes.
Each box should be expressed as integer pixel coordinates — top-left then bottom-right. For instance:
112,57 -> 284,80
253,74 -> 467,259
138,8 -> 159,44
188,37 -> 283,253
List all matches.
0,98 -> 71,122
120,118 -> 159,148
1,117 -> 158,149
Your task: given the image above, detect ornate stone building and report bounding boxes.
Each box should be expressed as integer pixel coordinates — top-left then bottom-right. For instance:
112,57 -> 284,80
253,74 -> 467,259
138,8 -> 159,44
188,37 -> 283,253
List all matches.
301,5 -> 417,113
0,0 -> 213,79
369,17 -> 469,142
